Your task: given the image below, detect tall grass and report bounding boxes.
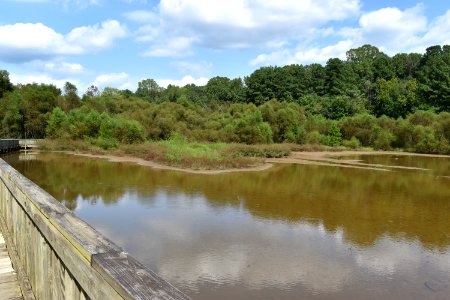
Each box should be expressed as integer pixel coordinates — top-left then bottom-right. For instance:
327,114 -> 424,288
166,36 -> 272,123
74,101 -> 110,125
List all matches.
40,136 -> 293,170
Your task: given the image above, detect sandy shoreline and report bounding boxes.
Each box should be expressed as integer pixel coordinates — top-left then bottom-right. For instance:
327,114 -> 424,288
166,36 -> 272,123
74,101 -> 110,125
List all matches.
65,150 -> 449,174
70,152 -> 274,174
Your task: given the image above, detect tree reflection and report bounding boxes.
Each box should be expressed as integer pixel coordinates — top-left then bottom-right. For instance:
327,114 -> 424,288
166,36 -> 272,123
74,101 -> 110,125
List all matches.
6,152 -> 450,250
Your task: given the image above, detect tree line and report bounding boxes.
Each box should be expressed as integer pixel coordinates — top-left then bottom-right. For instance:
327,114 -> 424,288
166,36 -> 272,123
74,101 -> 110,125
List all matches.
0,44 -> 449,154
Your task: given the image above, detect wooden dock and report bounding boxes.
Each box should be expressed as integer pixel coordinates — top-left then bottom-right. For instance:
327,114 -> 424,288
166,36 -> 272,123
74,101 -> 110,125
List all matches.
0,158 -> 189,299
0,231 -> 22,300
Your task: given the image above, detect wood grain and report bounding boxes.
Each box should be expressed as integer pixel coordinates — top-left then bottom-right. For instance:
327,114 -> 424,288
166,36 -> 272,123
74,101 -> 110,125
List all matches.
0,158 -> 189,300
0,231 -> 23,300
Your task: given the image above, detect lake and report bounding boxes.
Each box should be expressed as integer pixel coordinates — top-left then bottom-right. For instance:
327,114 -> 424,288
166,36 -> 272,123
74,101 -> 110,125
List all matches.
3,152 -> 450,299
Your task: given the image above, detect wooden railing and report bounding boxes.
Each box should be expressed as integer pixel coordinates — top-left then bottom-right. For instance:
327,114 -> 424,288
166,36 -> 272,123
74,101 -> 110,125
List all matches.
0,158 -> 190,300
18,139 -> 41,149
0,139 -> 20,153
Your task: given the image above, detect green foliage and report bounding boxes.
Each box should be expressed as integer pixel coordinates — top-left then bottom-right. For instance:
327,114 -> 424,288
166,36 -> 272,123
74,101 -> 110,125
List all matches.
0,91 -> 22,138
0,70 -> 13,98
46,107 -> 145,147
339,114 -> 378,146
343,137 -> 361,149
224,108 -> 273,144
417,45 -> 450,111
259,100 -> 305,143
224,144 -> 291,158
206,77 -> 245,102
306,130 -> 326,145
326,122 -> 342,146
320,95 -> 366,119
136,79 -> 162,101
46,107 -> 69,138
1,44 -> 450,155
374,78 -> 418,117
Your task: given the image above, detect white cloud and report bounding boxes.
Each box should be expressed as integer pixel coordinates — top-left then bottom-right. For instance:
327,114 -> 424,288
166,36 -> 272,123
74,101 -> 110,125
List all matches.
43,61 -> 85,75
9,73 -> 82,90
158,0 -> 360,32
0,20 -> 127,63
130,0 -> 360,57
65,20 -> 127,53
6,0 -> 101,8
419,10 -> 450,49
135,25 -> 159,43
250,5 -> 450,66
5,0 -> 48,2
250,40 -> 353,65
124,10 -> 158,23
59,0 -> 101,8
355,5 -> 427,53
170,60 -> 213,76
156,75 -> 208,88
143,36 -> 197,57
93,72 -> 131,89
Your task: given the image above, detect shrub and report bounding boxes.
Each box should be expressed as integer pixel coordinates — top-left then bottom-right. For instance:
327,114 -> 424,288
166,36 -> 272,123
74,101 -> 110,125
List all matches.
326,122 -> 342,146
343,137 -> 361,149
373,130 -> 395,150
306,130 -> 325,145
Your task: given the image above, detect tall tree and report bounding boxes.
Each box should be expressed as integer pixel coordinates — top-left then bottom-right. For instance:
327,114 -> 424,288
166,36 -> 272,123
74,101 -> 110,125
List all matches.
346,45 -> 392,105
83,85 -> 100,98
136,79 -> 162,101
391,53 -> 421,79
324,58 -> 359,97
0,70 -> 13,98
374,78 -> 418,118
61,82 -> 81,111
417,45 -> 450,111
206,76 -> 245,103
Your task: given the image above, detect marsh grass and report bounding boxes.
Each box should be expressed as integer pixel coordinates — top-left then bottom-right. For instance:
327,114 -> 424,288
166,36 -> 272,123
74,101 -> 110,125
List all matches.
40,138 -> 373,170
39,137 -> 294,170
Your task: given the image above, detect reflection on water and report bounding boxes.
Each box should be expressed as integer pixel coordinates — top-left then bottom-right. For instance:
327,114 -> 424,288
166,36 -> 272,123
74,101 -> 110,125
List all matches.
3,152 -> 450,299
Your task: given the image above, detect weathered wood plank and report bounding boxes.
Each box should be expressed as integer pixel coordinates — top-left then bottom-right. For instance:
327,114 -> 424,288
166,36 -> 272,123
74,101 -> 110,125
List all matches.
0,214 -> 34,300
0,281 -> 22,300
0,231 -> 23,300
0,158 -> 189,299
92,251 -> 189,300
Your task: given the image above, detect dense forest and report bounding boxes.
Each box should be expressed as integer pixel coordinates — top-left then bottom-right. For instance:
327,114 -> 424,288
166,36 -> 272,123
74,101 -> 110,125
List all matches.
0,44 -> 449,154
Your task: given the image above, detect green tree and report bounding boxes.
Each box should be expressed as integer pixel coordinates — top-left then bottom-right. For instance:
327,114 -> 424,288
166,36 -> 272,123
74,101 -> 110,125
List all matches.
0,91 -> 22,138
324,58 -> 359,97
136,79 -> 162,101
417,45 -> 450,111
46,107 -> 68,138
0,70 -> 13,98
391,53 -> 421,79
326,122 -> 342,146
206,76 -> 245,103
61,82 -> 81,111
374,78 -> 418,118
19,83 -> 61,138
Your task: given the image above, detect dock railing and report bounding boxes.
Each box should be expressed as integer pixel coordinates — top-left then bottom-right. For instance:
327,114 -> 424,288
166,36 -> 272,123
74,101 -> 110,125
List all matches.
0,158 -> 190,300
0,139 -> 20,153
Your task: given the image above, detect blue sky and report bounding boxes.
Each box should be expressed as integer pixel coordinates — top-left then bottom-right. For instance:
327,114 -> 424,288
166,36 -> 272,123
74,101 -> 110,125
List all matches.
0,0 -> 449,93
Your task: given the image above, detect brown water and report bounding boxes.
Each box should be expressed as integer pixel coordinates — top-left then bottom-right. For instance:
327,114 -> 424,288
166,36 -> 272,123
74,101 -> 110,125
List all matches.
3,152 -> 450,299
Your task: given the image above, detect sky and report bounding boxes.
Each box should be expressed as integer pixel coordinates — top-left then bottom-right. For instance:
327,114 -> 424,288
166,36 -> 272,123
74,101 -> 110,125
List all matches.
0,0 -> 449,93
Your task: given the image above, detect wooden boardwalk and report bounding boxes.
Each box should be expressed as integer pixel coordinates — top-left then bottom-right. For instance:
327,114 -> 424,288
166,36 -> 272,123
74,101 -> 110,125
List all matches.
0,231 -> 22,300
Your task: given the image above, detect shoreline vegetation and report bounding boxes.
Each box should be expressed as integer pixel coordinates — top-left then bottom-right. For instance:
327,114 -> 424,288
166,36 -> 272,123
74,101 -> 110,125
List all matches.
1,44 -> 450,161
38,139 -> 449,174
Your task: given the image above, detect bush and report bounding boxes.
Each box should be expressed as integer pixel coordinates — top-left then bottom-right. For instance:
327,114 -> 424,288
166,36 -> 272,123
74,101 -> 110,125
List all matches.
343,137 -> 361,149
373,130 -> 395,150
46,107 -> 68,138
224,110 -> 273,144
339,114 -> 377,146
306,130 -> 325,145
326,122 -> 342,146
224,144 -> 291,158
